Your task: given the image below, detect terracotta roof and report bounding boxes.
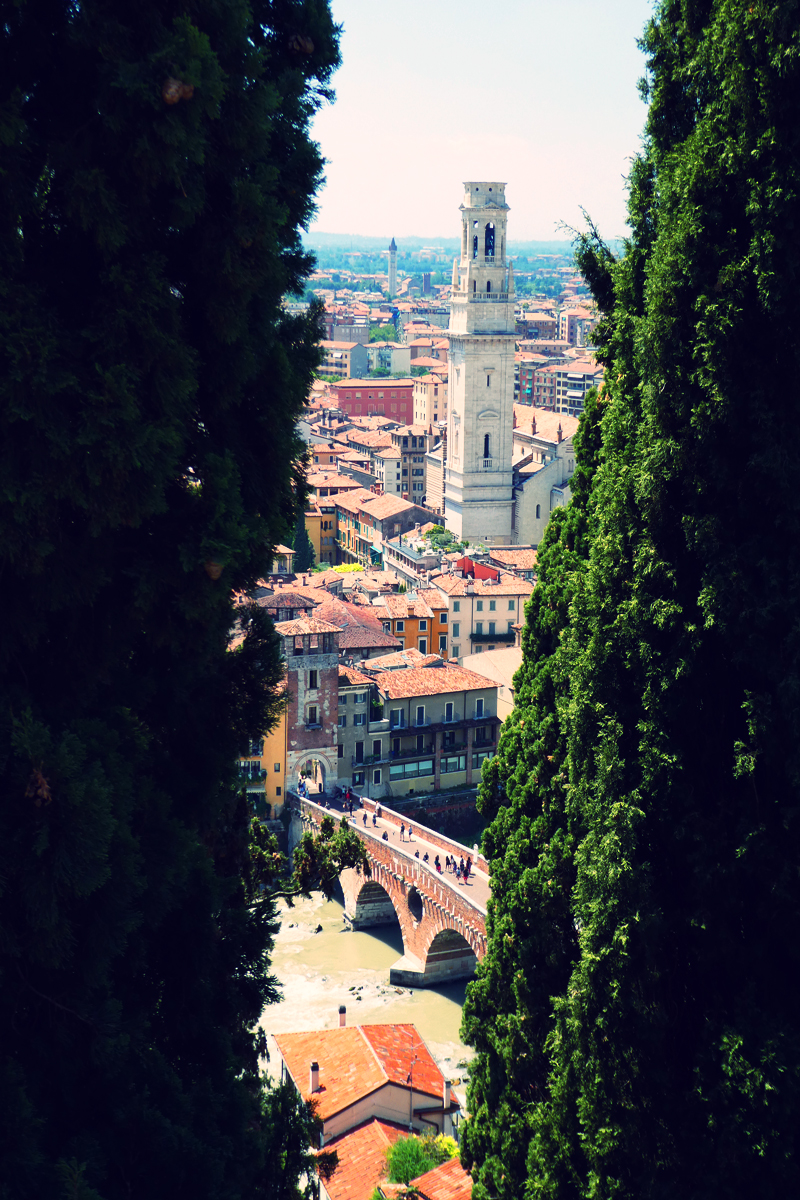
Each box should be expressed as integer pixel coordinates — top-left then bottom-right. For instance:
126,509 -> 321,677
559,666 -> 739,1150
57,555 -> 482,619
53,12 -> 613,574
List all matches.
513,406 -> 579,444
347,431 -> 395,448
412,589 -> 448,610
338,665 -> 375,687
334,489 -> 383,516
362,494 -> 416,521
274,1024 -> 451,1123
378,594 -> 435,620
322,1119 -> 407,1200
363,650 -> 442,671
432,573 -> 533,598
261,591 -> 319,610
339,625 -> 400,650
411,1157 -> 473,1200
489,548 -> 538,570
307,470 -> 364,491
276,617 -> 342,636
336,378 -> 414,390
376,664 -> 496,700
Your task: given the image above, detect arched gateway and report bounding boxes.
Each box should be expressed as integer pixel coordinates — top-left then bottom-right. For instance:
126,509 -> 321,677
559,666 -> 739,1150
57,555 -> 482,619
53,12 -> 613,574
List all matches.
290,794 -> 487,988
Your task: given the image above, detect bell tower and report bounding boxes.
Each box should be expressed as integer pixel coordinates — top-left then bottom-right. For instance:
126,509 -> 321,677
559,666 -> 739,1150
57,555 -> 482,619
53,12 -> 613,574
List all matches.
444,182 -> 515,544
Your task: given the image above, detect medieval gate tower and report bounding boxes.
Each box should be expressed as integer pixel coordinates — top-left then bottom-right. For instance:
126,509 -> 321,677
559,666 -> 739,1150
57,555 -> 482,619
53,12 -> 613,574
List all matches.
444,182 -> 515,544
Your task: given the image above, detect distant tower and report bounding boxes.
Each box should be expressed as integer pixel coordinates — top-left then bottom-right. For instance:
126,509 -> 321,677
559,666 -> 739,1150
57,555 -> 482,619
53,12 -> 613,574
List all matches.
387,237 -> 397,298
444,182 -> 516,544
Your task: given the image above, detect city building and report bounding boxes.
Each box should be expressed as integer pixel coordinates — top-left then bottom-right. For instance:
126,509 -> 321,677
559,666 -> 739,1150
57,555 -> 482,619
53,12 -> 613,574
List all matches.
529,358 -> 602,415
319,340 -> 369,379
359,661 -> 500,796
444,182 -> 516,544
333,378 -> 415,424
457,646 -> 523,720
337,663 -> 376,779
558,306 -> 597,346
364,340 -> 411,376
430,565 -> 533,660
387,237 -> 397,298
335,492 -> 433,568
413,368 -> 449,427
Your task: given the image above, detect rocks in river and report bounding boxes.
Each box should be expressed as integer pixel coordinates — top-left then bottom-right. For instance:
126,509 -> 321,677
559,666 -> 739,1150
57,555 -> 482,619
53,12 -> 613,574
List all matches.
314,924 -> 323,933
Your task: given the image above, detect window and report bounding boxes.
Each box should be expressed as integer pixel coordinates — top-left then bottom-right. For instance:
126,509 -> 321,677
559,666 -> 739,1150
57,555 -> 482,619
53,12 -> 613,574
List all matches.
508,600 -> 515,610
247,739 -> 264,756
439,612 -> 447,624
476,698 -> 485,718
354,713 -> 366,726
338,744 -> 344,759
340,694 -> 347,703
373,769 -> 382,785
476,600 -> 484,611
390,709 -> 406,729
488,622 -> 495,635
353,771 -> 365,786
338,715 -> 347,728
415,705 -> 426,726
419,619 -> 428,631
473,750 -> 493,769
452,622 -> 460,638
489,600 -> 496,612
453,601 -> 460,613
395,620 -> 404,632
389,759 -> 434,780
274,763 -> 281,773
445,701 -> 454,722
452,645 -> 460,658
373,740 -> 381,757
275,786 -> 282,796
476,622 -> 483,635
355,693 -> 367,704
442,754 -> 467,774
307,706 -> 318,726
309,669 -> 318,689
536,504 -> 541,519
418,638 -> 427,654
439,635 -> 447,652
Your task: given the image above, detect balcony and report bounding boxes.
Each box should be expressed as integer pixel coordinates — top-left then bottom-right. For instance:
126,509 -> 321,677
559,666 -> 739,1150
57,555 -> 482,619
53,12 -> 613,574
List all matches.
469,291 -> 509,303
477,457 -> 493,471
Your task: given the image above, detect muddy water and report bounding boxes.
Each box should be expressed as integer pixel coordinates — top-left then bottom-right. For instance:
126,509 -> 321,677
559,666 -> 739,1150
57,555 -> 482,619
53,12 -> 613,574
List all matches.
260,892 -> 475,1103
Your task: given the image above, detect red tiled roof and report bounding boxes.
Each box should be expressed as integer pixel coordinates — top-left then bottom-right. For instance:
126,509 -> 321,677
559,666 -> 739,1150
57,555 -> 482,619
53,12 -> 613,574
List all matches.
362,494 -> 416,521
276,617 -> 342,636
432,573 -> 533,598
376,664 -> 495,700
411,1157 -> 473,1200
338,665 -> 375,687
378,594 -> 435,620
274,1024 -> 452,1123
322,1119 -> 407,1200
489,548 -> 538,570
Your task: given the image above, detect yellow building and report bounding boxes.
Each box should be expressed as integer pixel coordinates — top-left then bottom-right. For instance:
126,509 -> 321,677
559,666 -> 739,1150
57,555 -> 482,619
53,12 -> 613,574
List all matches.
237,694 -> 288,818
305,502 -> 338,567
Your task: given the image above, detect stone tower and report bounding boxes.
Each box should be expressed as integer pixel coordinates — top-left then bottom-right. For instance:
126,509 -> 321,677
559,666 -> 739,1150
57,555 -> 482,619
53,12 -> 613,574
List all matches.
387,237 -> 397,298
444,182 -> 515,544
278,615 -> 340,793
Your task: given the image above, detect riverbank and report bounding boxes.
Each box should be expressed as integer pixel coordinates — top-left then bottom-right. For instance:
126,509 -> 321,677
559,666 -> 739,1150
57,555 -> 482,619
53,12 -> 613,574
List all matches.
260,892 -> 475,1102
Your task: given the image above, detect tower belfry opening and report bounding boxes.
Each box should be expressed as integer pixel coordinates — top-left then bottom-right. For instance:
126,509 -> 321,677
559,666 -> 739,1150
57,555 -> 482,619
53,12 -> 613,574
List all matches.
444,181 -> 515,545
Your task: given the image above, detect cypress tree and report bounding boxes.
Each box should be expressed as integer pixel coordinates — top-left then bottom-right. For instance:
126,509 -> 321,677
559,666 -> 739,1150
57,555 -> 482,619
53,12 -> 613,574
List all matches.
463,3 -> 800,1197
292,509 -> 316,572
0,2 -> 339,1197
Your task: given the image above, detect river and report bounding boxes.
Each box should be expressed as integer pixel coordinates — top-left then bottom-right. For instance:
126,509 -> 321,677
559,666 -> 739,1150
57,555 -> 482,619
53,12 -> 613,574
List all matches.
260,891 -> 475,1100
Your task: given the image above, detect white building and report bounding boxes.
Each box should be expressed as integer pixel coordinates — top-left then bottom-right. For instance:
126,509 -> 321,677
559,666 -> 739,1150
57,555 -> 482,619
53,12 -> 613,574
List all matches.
444,182 -> 516,545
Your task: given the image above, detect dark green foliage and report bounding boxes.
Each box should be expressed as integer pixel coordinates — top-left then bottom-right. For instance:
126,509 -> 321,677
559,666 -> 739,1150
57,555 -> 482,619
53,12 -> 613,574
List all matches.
463,3 -> 800,1198
0,2 -> 340,1197
369,323 -> 397,343
290,815 -> 371,899
386,1136 -> 437,1185
292,509 -> 316,572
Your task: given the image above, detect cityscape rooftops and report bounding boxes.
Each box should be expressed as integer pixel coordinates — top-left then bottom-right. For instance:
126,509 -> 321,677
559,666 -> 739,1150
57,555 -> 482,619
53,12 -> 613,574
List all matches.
432,572 -> 533,598
321,1119 -> 407,1200
409,1156 -> 474,1200
276,616 -> 342,637
274,1023 -> 451,1122
376,663 -> 496,700
488,547 -> 538,571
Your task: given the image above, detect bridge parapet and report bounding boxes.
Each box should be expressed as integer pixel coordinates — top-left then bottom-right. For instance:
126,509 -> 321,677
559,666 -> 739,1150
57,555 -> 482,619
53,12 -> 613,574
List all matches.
357,796 -> 490,875
287,792 -> 487,986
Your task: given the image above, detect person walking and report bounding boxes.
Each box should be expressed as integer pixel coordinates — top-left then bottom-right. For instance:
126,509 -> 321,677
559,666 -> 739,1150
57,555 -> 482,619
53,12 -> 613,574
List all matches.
408,824 -> 413,841
372,812 -> 377,827
400,822 -> 405,842
464,857 -> 472,884
362,811 -> 367,827
435,855 -> 441,874
445,854 -> 451,873
459,856 -> 466,879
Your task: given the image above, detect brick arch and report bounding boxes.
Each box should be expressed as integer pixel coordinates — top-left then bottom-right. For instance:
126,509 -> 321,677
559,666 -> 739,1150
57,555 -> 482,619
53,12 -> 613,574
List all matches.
423,927 -> 477,976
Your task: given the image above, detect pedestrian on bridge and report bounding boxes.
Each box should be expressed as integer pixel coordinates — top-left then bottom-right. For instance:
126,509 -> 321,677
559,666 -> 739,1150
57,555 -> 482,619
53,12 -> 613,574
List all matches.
408,824 -> 413,841
459,856 -> 466,882
445,854 -> 451,873
464,857 -> 472,884
372,813 -> 377,827
435,855 -> 441,874
362,812 -> 367,827
400,822 -> 405,842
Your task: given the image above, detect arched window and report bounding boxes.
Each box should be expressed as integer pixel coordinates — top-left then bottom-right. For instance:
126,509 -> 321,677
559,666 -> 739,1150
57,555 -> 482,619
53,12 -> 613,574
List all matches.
536,504 -> 541,519
473,279 -> 476,293
484,434 -> 490,459
473,235 -> 478,259
486,280 -> 492,294
485,222 -> 495,259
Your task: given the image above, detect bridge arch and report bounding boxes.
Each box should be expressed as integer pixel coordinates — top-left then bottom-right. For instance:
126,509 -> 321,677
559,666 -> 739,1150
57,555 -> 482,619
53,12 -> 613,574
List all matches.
423,927 -> 478,984
349,877 -> 401,930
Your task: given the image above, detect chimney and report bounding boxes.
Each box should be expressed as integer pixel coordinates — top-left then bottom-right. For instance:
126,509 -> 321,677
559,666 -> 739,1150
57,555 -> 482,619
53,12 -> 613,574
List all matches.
339,1005 -> 347,1027
557,422 -> 563,444
309,1061 -> 320,1093
443,1079 -> 453,1137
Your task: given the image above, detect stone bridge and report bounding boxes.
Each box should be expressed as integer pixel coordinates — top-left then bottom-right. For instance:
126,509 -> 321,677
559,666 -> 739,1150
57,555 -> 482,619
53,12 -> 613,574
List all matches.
288,793 -> 488,987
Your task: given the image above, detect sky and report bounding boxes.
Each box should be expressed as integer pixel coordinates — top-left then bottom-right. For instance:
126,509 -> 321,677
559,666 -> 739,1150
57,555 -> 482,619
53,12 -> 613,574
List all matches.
308,0 -> 655,243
